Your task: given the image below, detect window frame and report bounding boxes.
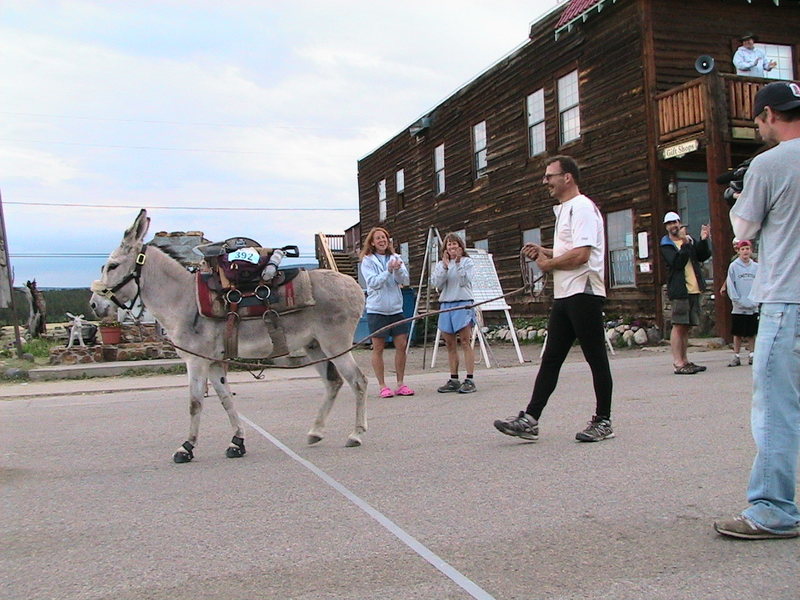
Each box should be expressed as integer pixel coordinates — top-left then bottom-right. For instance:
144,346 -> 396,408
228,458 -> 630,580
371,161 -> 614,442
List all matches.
396,168 -> 405,211
434,143 -> 446,196
607,209 -> 636,288
472,121 -> 488,179
557,69 -> 581,145
377,179 -> 387,222
526,89 -> 546,157
755,42 -> 795,80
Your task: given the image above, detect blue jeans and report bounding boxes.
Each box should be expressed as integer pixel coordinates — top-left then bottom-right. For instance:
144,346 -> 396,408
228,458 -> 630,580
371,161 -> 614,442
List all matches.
743,303 -> 800,533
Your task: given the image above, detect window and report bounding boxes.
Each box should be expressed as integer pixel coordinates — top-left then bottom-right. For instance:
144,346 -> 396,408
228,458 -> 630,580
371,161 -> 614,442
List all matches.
526,89 -> 545,156
400,242 -> 409,265
377,179 -> 386,221
558,70 -> 580,144
607,210 -> 635,287
434,144 -> 445,195
756,43 -> 795,80
472,121 -> 488,178
396,169 -> 405,210
522,228 -> 544,295
473,238 -> 489,252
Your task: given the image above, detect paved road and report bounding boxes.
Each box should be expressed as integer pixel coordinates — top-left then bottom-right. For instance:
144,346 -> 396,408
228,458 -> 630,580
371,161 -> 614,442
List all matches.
1,347 -> 797,600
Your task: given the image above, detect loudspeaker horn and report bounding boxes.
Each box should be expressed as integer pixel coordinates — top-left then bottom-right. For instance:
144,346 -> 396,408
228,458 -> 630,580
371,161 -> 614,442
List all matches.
694,55 -> 716,74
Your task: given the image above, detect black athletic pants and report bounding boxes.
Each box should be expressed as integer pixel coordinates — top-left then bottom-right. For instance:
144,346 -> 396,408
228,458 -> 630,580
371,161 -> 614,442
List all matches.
525,293 -> 613,420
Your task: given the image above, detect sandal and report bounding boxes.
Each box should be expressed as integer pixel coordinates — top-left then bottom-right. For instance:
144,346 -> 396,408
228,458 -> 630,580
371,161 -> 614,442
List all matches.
395,384 -> 415,396
379,387 -> 395,398
674,364 -> 699,375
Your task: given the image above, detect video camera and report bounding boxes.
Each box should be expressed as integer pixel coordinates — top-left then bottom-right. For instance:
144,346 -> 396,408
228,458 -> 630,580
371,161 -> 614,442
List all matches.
716,157 -> 752,208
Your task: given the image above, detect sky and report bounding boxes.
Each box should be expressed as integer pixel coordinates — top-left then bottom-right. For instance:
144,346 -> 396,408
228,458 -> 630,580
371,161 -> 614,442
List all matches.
1,0 -> 565,289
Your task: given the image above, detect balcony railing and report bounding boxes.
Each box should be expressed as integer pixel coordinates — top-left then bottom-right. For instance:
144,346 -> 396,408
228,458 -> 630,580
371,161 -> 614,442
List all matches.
655,74 -> 767,143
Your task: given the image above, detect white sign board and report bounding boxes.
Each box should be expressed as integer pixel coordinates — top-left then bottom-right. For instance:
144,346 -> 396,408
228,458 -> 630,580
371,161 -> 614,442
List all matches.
465,248 -> 510,311
660,138 -> 699,160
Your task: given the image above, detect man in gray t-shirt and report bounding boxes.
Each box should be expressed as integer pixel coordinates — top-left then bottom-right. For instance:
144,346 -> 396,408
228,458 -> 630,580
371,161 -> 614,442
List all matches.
714,81 -> 800,540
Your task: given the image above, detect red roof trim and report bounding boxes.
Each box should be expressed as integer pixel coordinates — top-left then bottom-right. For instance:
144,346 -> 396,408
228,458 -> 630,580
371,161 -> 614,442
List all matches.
555,0 -> 603,28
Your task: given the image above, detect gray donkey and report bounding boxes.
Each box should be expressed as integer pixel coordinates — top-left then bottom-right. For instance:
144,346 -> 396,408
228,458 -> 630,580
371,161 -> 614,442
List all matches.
90,210 -> 368,462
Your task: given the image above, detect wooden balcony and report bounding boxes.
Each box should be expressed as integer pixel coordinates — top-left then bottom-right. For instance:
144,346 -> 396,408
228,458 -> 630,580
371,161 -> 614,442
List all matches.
655,74 -> 767,144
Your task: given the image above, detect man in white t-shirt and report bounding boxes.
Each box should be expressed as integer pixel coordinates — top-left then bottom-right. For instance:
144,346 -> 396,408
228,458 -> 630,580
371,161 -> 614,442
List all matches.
494,155 -> 614,443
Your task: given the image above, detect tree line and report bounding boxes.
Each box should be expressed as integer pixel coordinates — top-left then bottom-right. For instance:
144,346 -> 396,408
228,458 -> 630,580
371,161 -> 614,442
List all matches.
0,288 -> 94,326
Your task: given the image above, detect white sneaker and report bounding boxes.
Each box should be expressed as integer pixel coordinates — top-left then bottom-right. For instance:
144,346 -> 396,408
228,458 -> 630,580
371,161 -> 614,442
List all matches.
728,355 -> 741,367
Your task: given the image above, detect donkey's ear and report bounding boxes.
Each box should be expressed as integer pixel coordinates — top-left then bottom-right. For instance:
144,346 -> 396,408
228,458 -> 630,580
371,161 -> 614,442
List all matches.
124,209 -> 150,244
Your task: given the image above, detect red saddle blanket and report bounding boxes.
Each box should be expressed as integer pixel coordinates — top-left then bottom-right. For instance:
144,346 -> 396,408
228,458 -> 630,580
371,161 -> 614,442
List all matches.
195,269 -> 315,320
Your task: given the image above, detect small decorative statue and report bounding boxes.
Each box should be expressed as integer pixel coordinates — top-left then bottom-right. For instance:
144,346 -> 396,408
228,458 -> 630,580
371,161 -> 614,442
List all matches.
66,312 -> 86,348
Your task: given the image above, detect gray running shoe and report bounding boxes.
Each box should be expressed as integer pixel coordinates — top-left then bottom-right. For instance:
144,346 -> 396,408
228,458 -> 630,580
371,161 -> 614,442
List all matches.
458,378 -> 477,393
714,515 -> 799,540
494,411 -> 538,440
575,416 -> 614,442
437,378 -> 461,393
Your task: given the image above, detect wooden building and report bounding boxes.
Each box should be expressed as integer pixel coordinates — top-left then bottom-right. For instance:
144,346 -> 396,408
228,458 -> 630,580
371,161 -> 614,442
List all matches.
354,0 -> 800,335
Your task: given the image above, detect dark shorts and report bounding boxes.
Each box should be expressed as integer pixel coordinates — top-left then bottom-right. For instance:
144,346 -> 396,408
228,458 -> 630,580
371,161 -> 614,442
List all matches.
367,312 -> 410,339
671,295 -> 701,326
731,313 -> 759,337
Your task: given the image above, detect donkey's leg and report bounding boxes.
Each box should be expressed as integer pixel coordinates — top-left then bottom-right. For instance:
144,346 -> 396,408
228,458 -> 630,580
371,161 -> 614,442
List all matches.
330,352 -> 368,447
173,359 -> 210,463
305,346 -> 344,445
208,362 -> 246,458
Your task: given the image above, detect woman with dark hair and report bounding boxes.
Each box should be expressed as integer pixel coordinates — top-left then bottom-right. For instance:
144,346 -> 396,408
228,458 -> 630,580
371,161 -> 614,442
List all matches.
359,227 -> 414,398
431,232 -> 477,394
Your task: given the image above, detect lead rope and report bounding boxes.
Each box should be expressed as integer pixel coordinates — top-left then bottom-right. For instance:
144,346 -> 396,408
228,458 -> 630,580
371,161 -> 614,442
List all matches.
142,252 -> 547,372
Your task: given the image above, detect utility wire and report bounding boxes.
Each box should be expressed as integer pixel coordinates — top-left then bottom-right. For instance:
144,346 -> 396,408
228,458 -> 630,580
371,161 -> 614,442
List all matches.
5,201 -> 356,211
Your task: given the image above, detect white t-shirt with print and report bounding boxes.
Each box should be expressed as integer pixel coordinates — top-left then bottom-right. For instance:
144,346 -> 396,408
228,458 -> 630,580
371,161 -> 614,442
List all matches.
552,194 -> 607,299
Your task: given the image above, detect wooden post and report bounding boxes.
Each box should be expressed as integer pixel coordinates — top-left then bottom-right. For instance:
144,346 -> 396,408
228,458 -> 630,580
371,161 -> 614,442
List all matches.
703,72 -> 733,342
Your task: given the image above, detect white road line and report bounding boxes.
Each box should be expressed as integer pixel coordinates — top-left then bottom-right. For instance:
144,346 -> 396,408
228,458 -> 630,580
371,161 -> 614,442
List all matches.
241,415 -> 496,600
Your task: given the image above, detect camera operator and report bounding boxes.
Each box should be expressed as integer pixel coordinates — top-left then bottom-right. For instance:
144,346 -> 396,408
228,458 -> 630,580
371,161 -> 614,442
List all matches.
714,81 -> 800,540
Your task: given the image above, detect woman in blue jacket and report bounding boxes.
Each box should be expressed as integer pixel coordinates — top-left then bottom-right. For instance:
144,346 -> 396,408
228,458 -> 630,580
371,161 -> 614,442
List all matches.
359,227 -> 414,398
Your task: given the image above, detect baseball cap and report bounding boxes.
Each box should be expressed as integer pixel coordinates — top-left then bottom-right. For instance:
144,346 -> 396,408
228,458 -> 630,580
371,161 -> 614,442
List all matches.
663,211 -> 681,223
753,81 -> 800,118
735,239 -> 752,249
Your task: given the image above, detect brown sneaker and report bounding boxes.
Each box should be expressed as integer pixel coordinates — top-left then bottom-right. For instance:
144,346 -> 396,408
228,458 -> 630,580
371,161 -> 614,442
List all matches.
713,516 -> 799,540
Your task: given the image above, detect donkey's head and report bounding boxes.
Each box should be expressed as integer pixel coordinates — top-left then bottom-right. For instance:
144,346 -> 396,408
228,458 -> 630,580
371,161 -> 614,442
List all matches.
89,209 -> 150,317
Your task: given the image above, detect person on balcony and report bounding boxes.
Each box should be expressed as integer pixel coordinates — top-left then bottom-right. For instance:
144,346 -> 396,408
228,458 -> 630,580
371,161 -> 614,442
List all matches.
733,33 -> 776,78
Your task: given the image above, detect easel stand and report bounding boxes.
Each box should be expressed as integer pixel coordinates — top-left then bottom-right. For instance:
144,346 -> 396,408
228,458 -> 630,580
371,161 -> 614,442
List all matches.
407,226 -> 442,368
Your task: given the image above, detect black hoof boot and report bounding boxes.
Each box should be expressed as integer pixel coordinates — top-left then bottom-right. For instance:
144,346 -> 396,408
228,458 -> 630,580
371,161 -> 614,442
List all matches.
173,441 -> 194,463
226,436 -> 246,458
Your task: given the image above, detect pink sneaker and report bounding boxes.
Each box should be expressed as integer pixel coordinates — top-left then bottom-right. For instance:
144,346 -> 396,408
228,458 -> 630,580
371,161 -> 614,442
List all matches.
395,384 -> 415,396
379,387 -> 395,398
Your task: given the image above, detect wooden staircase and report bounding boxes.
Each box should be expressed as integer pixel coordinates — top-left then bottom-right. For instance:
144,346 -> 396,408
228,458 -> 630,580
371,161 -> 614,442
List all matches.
315,233 -> 358,281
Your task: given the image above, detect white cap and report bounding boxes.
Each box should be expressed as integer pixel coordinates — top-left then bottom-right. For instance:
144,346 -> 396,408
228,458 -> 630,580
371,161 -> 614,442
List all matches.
663,211 -> 681,223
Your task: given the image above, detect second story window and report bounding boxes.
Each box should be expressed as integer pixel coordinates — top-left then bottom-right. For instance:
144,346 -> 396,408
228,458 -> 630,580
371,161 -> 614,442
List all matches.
378,179 -> 386,221
526,89 -> 545,156
396,169 -> 405,211
472,121 -> 488,178
558,69 -> 581,145
434,144 -> 445,196
756,42 -> 795,80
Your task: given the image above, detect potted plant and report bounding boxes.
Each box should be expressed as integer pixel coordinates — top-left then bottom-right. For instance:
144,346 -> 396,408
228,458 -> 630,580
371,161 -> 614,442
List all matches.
98,317 -> 122,345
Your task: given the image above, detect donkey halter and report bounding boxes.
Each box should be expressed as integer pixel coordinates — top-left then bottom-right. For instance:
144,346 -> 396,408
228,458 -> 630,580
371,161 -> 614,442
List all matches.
94,244 -> 148,311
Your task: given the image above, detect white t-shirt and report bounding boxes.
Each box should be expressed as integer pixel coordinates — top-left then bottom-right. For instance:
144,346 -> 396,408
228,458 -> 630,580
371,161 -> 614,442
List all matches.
552,194 -> 607,299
